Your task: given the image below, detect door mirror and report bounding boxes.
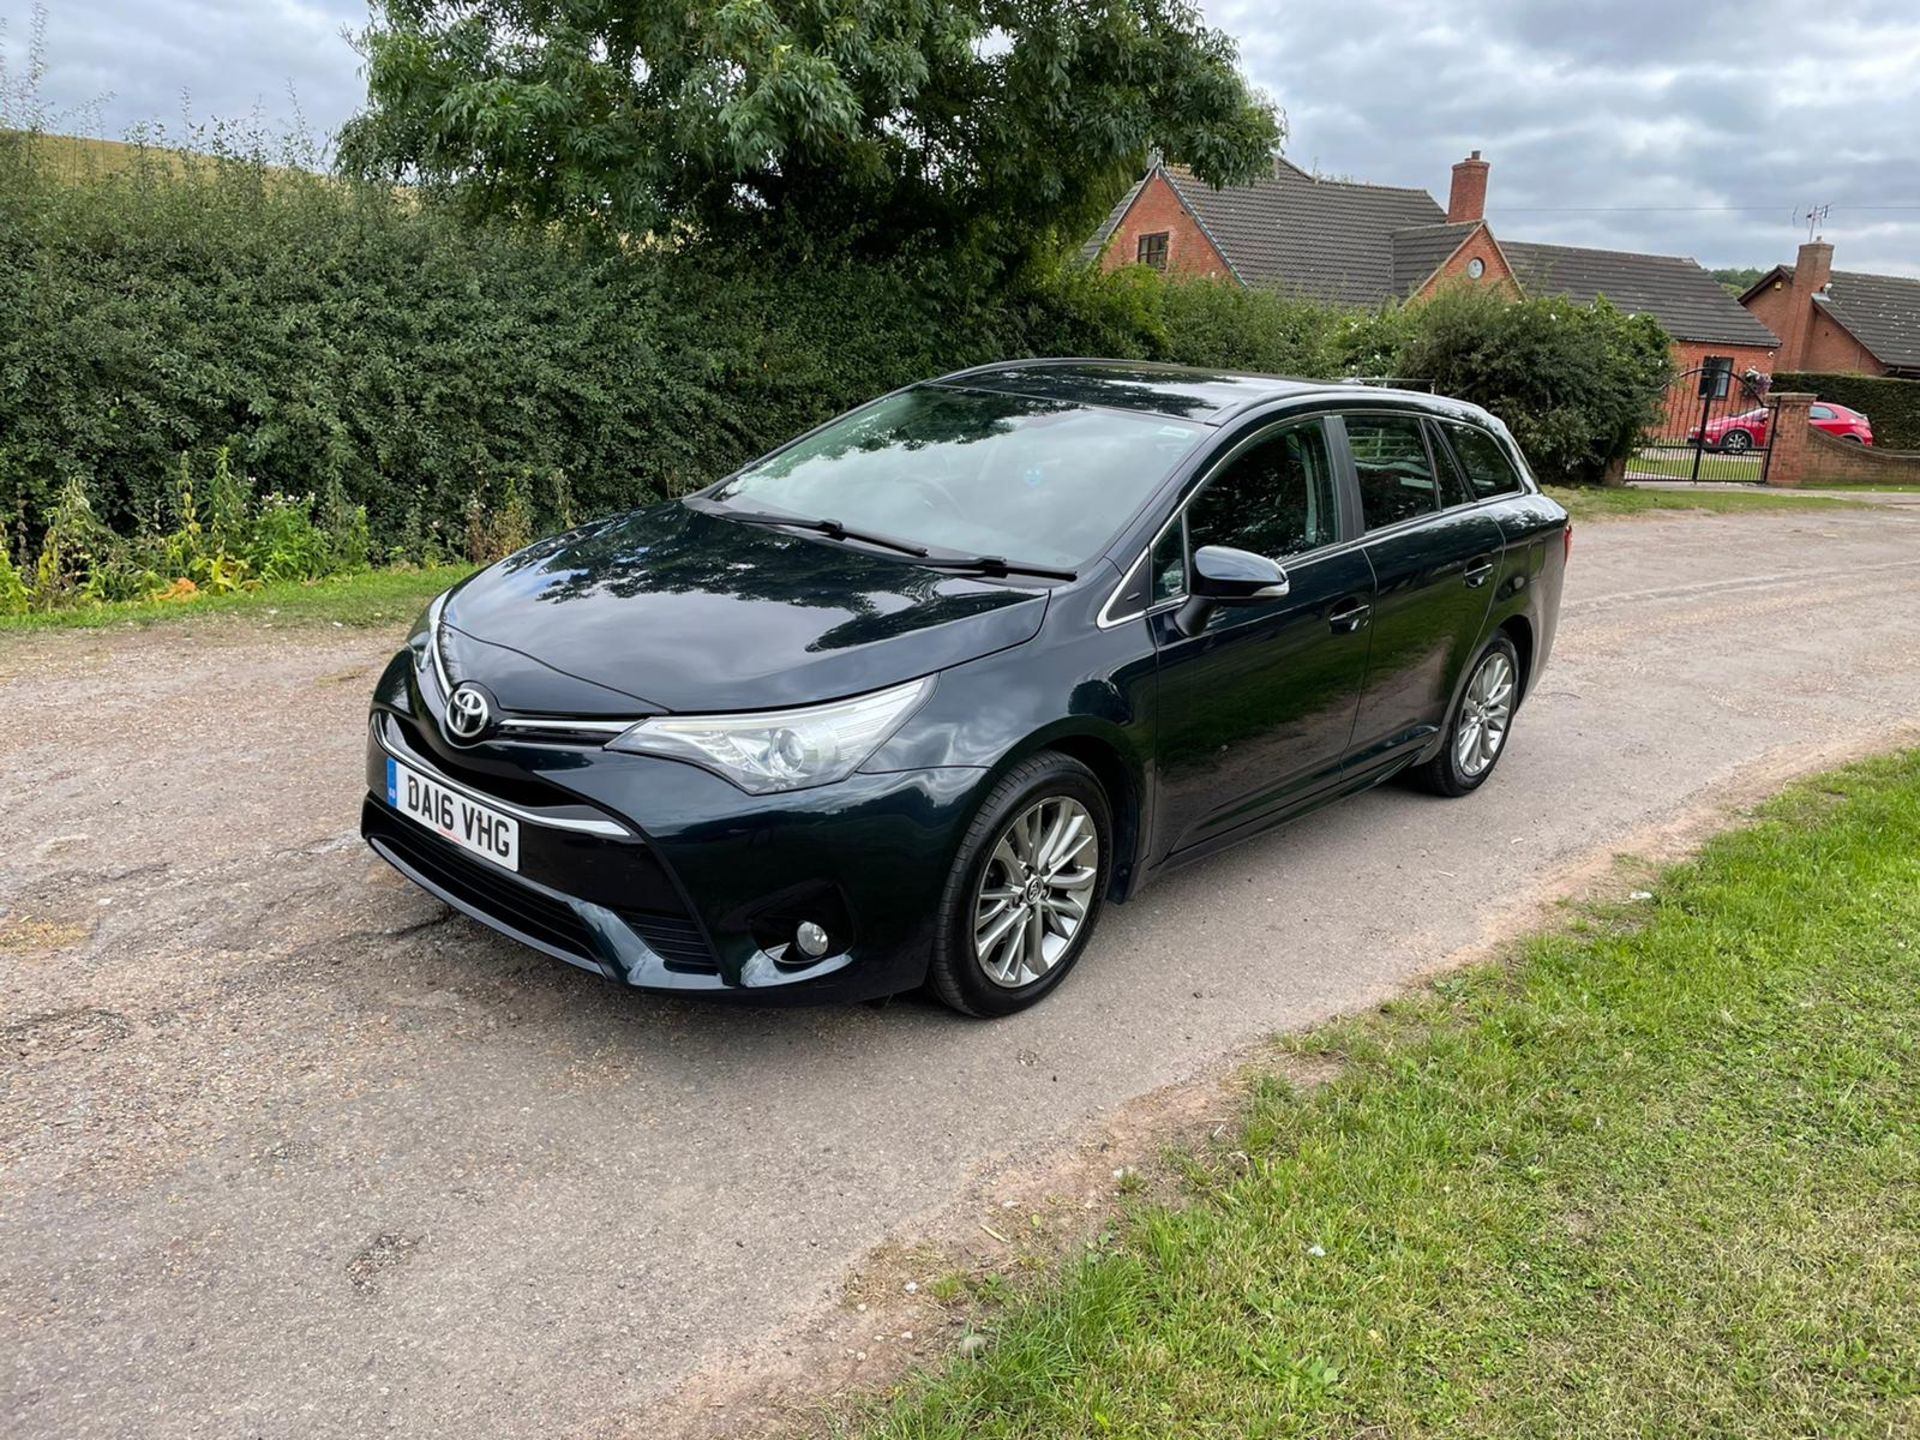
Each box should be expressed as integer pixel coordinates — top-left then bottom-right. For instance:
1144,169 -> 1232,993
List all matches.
1191,545 -> 1289,601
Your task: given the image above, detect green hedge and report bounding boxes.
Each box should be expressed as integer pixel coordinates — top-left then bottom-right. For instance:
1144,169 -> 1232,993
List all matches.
1774,372 -> 1920,450
1,133 -> 1137,559
0,129 -> 1670,580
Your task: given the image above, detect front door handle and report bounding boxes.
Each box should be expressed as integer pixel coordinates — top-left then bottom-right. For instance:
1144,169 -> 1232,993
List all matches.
1463,557 -> 1495,588
1328,598 -> 1372,633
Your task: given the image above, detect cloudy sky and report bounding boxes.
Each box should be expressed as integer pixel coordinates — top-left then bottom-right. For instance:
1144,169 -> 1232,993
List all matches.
6,0 -> 1918,275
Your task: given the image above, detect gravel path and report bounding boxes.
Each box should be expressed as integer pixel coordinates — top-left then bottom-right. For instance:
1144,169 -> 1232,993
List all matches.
6,506 -> 1920,1438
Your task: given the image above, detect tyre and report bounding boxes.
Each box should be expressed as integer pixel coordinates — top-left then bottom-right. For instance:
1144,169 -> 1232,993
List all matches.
1719,429 -> 1753,454
1842,434 -> 1865,444
927,753 -> 1112,1017
1409,634 -> 1521,798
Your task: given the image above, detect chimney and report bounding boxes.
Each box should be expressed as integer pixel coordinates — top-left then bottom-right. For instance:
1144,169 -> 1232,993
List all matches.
1780,238 -> 1835,368
1794,238 -> 1833,295
1448,150 -> 1489,224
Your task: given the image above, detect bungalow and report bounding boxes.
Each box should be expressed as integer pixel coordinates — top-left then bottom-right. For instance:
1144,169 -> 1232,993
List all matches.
1740,242 -> 1920,379
1084,151 -> 1781,376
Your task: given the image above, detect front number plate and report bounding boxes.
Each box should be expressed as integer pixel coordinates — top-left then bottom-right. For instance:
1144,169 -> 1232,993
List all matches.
386,757 -> 520,872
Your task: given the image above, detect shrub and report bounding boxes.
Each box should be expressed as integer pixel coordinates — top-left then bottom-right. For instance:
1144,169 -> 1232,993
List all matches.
0,130 -> 1097,558
1153,280 -> 1347,377
0,549 -> 25,615
1774,372 -> 1920,451
1389,285 -> 1673,484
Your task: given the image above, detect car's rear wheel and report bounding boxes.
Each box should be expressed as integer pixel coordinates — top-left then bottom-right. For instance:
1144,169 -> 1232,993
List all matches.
927,754 -> 1111,1017
1409,634 -> 1521,797
1842,434 -> 1865,444
1720,429 -> 1753,454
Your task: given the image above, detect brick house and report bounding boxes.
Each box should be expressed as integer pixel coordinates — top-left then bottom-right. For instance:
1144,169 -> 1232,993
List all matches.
1085,152 -> 1780,376
1739,242 -> 1920,378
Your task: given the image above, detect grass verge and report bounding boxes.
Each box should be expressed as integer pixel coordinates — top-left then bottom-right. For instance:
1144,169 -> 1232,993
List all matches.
852,751 -> 1920,1438
0,566 -> 473,634
1543,483 -> 1858,520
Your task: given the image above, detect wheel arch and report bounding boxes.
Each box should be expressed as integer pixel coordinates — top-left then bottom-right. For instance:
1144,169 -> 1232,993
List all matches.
989,724 -> 1145,903
1498,613 -> 1536,706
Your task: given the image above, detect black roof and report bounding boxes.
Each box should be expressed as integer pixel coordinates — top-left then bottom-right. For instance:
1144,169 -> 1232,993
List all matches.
1815,270 -> 1920,370
935,359 -> 1485,427
1500,241 -> 1780,347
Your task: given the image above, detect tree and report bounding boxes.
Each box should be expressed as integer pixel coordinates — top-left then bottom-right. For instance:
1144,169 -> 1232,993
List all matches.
1709,266 -> 1766,297
339,0 -> 1281,264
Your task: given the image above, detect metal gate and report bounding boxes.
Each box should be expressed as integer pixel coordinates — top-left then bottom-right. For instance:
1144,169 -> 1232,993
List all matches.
1631,362 -> 1778,485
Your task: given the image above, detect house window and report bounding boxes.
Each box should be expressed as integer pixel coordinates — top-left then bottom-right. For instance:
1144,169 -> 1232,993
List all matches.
1137,232 -> 1170,270
1465,257 -> 1486,280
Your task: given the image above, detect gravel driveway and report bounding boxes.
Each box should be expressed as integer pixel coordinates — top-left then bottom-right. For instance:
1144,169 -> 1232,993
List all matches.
6,505 -> 1920,1438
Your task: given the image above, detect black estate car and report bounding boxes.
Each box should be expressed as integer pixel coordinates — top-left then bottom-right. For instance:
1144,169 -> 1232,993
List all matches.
362,362 -> 1568,1016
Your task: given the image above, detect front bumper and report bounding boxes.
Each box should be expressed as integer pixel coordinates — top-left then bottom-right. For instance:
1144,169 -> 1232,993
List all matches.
360,651 -> 985,1004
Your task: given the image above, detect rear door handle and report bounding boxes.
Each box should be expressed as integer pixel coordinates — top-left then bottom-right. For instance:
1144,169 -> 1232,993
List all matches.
1463,557 -> 1495,588
1328,598 -> 1371,633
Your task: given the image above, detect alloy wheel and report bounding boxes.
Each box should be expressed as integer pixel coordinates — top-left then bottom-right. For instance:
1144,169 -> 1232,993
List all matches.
1454,650 -> 1515,779
972,796 -> 1100,988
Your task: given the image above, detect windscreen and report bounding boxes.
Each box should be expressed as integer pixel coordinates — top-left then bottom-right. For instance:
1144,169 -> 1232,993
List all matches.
708,385 -> 1206,569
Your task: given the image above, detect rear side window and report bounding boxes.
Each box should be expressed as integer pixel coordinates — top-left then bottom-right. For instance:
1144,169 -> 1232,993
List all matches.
1810,404 -> 1834,420
1347,415 -> 1439,530
1427,421 -> 1474,508
1442,422 -> 1526,501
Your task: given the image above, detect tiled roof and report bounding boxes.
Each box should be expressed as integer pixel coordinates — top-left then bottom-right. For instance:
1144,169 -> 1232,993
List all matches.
1082,162 -> 1783,348
1079,174 -> 1148,265
1144,161 -> 1447,306
1390,222 -> 1481,296
1818,270 -> 1920,369
1501,240 -> 1780,347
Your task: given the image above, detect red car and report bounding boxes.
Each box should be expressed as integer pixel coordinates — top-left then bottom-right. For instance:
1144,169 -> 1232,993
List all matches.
1692,402 -> 1874,452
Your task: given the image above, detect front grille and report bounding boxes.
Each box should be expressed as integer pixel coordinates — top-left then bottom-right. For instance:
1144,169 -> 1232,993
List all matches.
618,910 -> 720,974
388,713 -> 586,810
366,803 -> 599,964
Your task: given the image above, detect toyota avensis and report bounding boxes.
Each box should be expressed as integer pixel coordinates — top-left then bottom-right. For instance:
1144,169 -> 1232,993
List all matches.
362,362 -> 1569,1016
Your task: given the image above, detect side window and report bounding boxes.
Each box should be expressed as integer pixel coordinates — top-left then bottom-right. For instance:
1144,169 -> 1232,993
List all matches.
1347,415 -> 1440,530
1185,421 -> 1338,564
1441,422 -> 1526,501
1810,404 -> 1834,420
1136,232 -> 1170,270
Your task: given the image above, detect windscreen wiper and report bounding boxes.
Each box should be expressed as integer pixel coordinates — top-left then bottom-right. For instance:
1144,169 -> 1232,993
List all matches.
713,506 -> 1073,580
715,509 -> 930,557
912,555 -> 1079,581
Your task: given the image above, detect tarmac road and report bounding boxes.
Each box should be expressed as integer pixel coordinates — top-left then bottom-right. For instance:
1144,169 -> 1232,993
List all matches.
6,504 -> 1920,1438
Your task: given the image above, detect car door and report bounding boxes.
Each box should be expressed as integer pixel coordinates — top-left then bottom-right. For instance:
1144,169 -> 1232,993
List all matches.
1147,416 -> 1376,860
1339,411 -> 1506,777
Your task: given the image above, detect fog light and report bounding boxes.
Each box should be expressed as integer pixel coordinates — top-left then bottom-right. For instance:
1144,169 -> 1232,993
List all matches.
794,921 -> 831,958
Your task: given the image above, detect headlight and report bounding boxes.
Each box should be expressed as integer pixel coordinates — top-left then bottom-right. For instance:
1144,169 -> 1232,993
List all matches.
605,677 -> 933,794
412,592 -> 454,695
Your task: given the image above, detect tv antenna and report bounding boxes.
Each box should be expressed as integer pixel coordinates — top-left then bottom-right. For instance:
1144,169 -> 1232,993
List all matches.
1794,203 -> 1831,241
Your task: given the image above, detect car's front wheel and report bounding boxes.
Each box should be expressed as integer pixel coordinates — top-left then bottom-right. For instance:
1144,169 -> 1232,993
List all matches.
927,754 -> 1111,1017
1719,428 -> 1753,453
1410,634 -> 1521,797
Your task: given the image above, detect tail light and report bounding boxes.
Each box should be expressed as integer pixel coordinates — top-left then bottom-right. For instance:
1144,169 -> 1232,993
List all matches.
1563,521 -> 1573,566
